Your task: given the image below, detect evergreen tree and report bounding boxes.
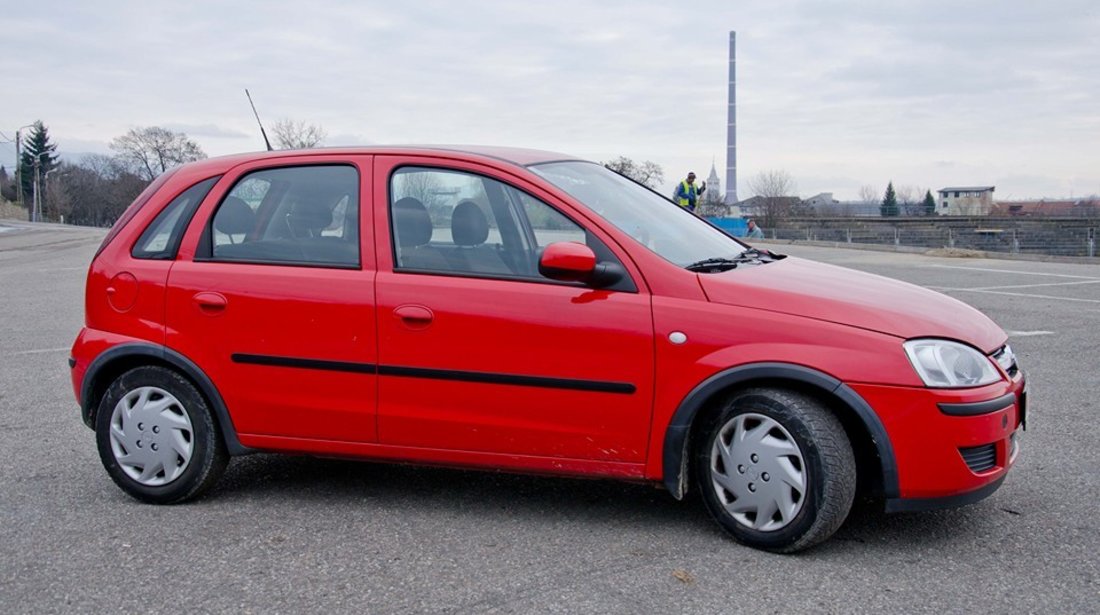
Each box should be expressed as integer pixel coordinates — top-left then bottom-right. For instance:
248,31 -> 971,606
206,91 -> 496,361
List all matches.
19,121 -> 59,206
922,190 -> 936,216
880,181 -> 899,217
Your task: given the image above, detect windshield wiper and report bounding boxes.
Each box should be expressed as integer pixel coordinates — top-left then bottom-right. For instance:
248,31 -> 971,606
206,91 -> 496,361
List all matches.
686,248 -> 783,273
685,257 -> 742,272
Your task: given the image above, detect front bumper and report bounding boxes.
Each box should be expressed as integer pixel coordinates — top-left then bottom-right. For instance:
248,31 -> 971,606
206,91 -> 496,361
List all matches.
849,372 -> 1026,511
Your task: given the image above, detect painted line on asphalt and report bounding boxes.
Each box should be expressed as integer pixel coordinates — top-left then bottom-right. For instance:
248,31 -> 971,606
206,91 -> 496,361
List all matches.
929,264 -> 1100,280
969,280 -> 1100,291
12,347 -> 70,355
1005,331 -> 1055,337
929,286 -> 1100,304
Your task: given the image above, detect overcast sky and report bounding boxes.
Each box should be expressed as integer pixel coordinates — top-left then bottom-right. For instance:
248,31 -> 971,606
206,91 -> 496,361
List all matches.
2,0 -> 1098,200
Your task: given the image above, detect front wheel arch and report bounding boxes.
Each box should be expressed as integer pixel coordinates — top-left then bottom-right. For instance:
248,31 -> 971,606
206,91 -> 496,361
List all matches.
661,363 -> 898,501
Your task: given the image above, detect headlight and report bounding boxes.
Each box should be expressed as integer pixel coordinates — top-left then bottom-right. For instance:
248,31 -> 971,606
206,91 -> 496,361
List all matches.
903,339 -> 1001,388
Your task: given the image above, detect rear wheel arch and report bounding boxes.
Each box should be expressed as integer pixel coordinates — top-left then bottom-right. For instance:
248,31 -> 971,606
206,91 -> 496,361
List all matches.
662,362 -> 898,501
81,343 -> 253,455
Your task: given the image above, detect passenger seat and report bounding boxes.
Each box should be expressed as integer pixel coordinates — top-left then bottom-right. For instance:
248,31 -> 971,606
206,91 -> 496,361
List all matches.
448,200 -> 512,275
392,197 -> 448,270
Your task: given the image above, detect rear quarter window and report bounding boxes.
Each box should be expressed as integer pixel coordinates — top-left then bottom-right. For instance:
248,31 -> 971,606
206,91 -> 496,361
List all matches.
131,177 -> 220,260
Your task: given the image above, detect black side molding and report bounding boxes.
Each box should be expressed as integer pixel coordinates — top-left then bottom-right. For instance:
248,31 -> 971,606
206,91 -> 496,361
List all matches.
231,353 -> 636,395
379,365 -> 636,394
232,353 -> 377,374
938,393 -> 1016,417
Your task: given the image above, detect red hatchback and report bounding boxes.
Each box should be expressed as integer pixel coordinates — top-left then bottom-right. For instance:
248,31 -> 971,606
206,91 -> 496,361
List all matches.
71,146 -> 1026,552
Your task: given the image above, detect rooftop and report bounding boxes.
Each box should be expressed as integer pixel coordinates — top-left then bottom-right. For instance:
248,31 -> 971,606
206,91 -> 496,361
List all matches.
938,186 -> 995,193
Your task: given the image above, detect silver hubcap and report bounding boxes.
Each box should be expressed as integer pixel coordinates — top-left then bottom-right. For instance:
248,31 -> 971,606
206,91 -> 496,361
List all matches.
109,386 -> 194,486
710,412 -> 807,531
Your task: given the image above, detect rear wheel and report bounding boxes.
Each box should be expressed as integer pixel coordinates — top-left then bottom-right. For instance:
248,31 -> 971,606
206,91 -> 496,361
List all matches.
695,387 -> 856,553
95,366 -> 228,503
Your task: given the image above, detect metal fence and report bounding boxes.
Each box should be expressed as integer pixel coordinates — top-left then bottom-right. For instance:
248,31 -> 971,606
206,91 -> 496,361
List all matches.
758,219 -> 1098,258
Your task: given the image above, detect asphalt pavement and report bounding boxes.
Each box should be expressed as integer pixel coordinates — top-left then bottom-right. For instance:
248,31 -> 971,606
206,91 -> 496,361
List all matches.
1,222 -> 1097,613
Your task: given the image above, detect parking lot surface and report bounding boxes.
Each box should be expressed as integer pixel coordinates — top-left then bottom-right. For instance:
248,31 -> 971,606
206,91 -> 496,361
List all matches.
1,223 -> 1097,613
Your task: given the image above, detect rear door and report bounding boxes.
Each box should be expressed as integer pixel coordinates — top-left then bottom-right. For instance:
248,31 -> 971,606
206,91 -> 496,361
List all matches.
167,155 -> 378,444
373,155 -> 655,463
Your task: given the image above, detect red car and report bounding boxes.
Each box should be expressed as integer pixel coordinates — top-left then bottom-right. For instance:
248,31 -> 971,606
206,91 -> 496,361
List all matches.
70,146 -> 1025,552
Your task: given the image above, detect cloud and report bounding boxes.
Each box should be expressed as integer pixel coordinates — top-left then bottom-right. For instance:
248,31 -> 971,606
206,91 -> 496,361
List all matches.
163,123 -> 250,139
325,133 -> 374,147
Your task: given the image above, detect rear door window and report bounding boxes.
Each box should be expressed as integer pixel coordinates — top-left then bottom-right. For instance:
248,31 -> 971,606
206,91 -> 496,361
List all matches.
207,165 -> 360,267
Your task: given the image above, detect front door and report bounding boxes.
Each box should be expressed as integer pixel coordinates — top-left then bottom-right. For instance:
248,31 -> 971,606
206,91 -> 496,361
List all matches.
373,156 -> 654,463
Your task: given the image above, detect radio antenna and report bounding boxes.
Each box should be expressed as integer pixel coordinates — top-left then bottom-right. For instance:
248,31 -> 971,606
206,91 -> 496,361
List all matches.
244,89 -> 273,151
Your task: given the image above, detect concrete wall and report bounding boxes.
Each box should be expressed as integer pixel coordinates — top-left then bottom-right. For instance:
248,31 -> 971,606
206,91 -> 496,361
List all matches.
757,216 -> 1099,257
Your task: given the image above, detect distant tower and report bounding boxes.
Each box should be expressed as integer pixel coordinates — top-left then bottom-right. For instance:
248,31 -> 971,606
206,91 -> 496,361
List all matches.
706,160 -> 721,203
724,31 -> 738,204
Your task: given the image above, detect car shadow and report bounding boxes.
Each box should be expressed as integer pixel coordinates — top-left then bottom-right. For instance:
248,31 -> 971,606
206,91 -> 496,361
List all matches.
207,453 -> 1000,553
214,453 -> 711,529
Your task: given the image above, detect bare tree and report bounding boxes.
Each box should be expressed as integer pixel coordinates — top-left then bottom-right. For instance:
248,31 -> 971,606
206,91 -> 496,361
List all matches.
393,170 -> 444,210
271,119 -> 327,149
602,156 -> 664,190
110,127 -> 207,181
895,184 -> 929,215
858,184 -> 878,205
747,170 -> 798,229
894,185 -> 914,211
54,155 -> 147,227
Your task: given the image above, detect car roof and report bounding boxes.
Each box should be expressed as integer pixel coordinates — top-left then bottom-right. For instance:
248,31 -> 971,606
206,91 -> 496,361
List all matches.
176,145 -> 585,176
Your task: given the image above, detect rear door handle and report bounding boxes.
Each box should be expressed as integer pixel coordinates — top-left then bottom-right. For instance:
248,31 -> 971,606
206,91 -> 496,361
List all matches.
193,292 -> 228,314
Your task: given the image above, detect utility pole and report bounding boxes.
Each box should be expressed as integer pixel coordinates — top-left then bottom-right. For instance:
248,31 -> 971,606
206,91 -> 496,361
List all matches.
32,158 -> 40,223
14,123 -> 34,209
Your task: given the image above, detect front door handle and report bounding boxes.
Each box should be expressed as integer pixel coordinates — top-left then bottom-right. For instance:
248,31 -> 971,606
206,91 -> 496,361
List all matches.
394,305 -> 433,329
193,292 -> 228,315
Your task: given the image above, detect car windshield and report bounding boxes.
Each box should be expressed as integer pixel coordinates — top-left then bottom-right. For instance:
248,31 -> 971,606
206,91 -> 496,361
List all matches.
529,161 -> 746,267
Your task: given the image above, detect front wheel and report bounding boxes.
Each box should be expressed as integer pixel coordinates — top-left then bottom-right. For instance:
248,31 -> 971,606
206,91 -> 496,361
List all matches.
95,366 -> 228,503
695,387 -> 856,553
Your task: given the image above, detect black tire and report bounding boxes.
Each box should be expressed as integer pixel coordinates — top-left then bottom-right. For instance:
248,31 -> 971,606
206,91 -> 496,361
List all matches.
694,387 -> 856,553
95,365 -> 228,504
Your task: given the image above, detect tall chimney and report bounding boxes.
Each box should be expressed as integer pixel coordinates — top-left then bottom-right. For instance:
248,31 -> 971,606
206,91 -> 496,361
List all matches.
724,31 -> 738,204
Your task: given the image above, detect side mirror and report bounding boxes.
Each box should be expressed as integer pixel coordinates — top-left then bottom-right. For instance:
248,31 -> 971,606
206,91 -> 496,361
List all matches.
538,242 -> 624,288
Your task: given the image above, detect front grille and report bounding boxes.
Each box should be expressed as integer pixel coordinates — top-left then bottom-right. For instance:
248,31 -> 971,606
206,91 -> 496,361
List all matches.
960,443 -> 998,473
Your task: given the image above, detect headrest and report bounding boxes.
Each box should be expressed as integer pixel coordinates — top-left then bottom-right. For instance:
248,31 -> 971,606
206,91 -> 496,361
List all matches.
451,200 -> 489,247
393,197 -> 432,247
287,198 -> 333,235
214,196 -> 255,236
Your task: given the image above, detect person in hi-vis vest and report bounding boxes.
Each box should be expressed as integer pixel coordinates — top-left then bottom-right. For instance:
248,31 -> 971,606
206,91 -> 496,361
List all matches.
673,171 -> 705,212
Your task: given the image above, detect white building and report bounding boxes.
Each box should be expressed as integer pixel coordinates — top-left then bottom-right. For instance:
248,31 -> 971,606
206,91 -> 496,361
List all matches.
938,186 -> 995,216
